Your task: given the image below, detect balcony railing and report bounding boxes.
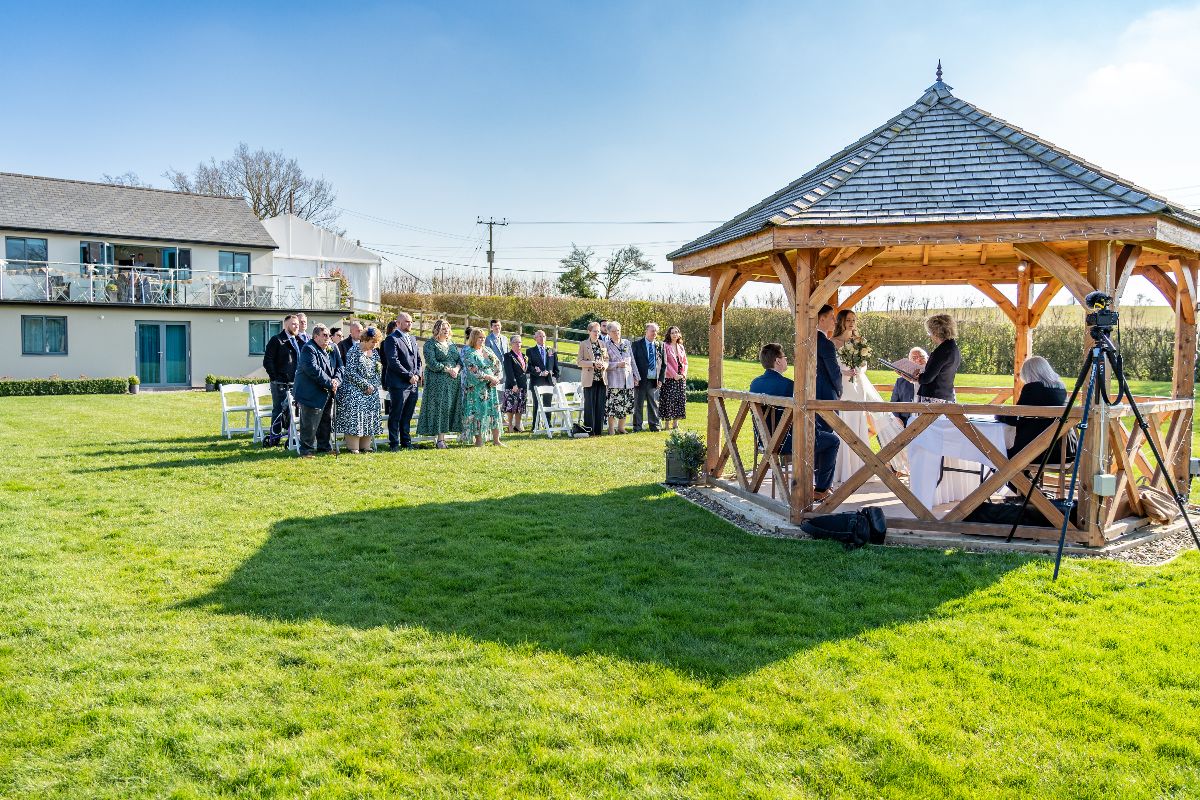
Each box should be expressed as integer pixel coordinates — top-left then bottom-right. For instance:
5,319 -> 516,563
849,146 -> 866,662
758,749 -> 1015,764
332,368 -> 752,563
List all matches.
0,261 -> 347,311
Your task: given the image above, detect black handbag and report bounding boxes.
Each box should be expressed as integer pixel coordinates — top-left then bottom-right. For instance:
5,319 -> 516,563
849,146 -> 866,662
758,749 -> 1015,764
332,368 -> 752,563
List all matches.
801,506 -> 887,550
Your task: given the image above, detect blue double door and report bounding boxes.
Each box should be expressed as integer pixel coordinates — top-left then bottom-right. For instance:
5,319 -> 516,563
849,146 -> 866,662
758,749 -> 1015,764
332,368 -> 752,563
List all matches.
136,322 -> 190,387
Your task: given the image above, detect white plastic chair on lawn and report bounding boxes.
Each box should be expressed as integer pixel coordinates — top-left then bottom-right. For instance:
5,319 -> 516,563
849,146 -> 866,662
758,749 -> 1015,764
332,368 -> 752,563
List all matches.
556,381 -> 584,424
374,388 -> 392,448
532,384 -> 570,438
219,383 -> 256,438
250,383 -> 273,442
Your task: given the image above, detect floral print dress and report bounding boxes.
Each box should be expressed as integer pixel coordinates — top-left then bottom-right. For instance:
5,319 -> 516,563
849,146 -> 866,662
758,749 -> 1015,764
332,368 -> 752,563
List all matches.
604,337 -> 635,418
333,343 -> 382,436
461,346 -> 503,439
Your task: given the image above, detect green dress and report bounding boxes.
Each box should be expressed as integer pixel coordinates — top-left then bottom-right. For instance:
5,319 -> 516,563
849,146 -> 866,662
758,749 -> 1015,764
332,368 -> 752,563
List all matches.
461,347 -> 503,439
417,338 -> 463,435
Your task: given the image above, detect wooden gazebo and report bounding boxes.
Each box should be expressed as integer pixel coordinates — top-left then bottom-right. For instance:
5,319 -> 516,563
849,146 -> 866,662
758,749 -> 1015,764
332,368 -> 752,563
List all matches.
669,70 -> 1200,546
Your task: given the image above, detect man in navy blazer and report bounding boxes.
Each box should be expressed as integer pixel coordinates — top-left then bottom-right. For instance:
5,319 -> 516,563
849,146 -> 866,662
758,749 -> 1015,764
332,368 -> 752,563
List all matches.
292,324 -> 341,457
381,312 -> 422,450
748,341 -> 839,499
811,305 -> 842,500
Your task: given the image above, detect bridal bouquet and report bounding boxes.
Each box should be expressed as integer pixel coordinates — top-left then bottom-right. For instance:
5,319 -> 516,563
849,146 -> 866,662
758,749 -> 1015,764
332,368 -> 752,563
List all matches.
839,337 -> 872,382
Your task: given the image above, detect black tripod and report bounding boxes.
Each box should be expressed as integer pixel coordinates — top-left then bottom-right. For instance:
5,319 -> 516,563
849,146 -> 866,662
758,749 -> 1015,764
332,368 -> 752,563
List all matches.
1008,326 -> 1200,579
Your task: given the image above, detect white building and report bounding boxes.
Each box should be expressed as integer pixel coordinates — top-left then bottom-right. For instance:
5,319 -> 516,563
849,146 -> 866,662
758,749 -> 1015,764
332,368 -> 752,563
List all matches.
262,213 -> 381,306
0,172 -> 378,388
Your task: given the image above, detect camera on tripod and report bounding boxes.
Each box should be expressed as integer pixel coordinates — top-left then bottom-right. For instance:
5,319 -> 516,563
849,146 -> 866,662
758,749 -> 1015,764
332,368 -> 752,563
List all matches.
1084,290 -> 1119,330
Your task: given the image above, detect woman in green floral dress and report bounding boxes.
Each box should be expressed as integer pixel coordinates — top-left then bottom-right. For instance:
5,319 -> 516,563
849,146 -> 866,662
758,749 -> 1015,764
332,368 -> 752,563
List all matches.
461,328 -> 505,446
417,318 -> 462,448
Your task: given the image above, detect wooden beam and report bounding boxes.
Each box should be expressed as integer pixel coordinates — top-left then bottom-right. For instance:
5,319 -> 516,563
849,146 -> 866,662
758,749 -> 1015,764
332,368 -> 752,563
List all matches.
1013,242 -> 1096,305
1172,258 -> 1197,489
673,230 -> 774,275
921,245 -> 931,266
706,271 -> 727,475
807,246 -> 885,314
1135,264 -> 1177,308
792,249 -> 817,521
968,280 -> 1018,323
837,281 -> 880,312
709,268 -> 737,325
820,409 -> 935,520
979,243 -> 989,265
771,252 -> 796,310
1015,263 -> 1032,395
1169,258 -> 1197,325
1028,277 -> 1063,328
1112,244 -> 1142,303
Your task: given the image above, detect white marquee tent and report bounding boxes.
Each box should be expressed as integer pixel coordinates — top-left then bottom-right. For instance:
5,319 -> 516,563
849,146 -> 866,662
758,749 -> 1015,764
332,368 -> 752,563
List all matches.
262,214 -> 381,307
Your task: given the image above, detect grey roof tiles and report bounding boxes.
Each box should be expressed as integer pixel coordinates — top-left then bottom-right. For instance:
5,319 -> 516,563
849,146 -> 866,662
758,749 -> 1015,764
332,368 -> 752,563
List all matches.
669,81 -> 1200,260
0,173 -> 278,249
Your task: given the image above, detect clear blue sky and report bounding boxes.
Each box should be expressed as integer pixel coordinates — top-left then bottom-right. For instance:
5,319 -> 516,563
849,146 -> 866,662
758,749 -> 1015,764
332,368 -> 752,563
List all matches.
4,0 -> 1198,304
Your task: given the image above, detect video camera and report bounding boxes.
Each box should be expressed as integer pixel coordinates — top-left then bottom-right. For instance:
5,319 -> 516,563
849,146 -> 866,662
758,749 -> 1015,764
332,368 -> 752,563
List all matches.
1084,290 -> 1119,331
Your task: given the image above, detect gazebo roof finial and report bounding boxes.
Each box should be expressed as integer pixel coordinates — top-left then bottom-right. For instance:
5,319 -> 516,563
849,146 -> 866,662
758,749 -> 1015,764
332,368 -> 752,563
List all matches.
925,59 -> 953,94
936,59 -> 943,83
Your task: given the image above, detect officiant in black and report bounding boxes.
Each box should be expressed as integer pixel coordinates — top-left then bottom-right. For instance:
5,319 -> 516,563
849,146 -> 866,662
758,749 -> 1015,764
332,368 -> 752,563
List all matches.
915,314 -> 961,402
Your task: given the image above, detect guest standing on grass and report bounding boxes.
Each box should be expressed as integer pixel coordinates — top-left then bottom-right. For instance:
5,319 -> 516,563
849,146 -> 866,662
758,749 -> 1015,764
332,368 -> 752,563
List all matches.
382,312 -> 422,451
417,319 -> 463,449
262,313 -> 301,444
603,321 -> 635,435
485,319 -> 505,362
526,329 -> 559,430
333,326 -> 383,453
631,322 -> 665,432
293,324 -> 341,458
578,321 -> 608,435
338,320 -> 363,360
659,326 -> 688,429
916,313 -> 961,403
502,335 -> 530,433
462,328 -> 504,447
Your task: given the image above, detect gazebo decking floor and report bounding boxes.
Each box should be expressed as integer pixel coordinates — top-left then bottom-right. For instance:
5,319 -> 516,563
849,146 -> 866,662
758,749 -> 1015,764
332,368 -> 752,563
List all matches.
696,476 -> 1181,556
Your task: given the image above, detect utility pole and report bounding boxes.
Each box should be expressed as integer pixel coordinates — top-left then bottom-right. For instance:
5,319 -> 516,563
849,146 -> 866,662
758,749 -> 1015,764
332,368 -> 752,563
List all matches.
476,216 -> 508,295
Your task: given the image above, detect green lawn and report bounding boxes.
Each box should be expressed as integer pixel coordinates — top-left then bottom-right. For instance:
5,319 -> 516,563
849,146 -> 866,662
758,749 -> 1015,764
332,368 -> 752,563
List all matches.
2,393 -> 1200,798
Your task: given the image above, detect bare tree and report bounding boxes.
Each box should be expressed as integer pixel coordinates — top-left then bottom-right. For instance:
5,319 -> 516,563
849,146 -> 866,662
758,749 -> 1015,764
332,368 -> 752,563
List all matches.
164,143 -> 342,232
599,245 -> 654,299
101,171 -> 152,188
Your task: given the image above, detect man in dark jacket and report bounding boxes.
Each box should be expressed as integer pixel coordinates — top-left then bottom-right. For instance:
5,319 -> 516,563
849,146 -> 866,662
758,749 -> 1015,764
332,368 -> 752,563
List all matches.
262,314 -> 301,444
381,312 -> 422,450
338,320 -> 364,360
526,329 -> 560,431
631,322 -> 665,432
292,324 -> 341,457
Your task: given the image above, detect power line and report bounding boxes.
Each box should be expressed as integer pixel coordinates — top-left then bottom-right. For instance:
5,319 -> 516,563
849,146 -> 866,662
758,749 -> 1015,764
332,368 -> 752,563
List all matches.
507,219 -> 724,225
335,207 -> 480,240
366,245 -> 678,275
360,238 -> 687,250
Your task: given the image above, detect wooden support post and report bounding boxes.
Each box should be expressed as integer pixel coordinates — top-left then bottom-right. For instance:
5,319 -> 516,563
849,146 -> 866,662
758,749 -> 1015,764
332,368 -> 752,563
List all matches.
1079,241 -> 1114,544
791,249 -> 817,523
706,269 -> 729,477
1171,258 -> 1198,489
1014,262 -> 1032,396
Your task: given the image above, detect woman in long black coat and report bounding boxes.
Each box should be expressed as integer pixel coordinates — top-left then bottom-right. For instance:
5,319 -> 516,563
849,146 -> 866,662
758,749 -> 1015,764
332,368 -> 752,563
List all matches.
916,313 -> 961,402
997,356 -> 1073,462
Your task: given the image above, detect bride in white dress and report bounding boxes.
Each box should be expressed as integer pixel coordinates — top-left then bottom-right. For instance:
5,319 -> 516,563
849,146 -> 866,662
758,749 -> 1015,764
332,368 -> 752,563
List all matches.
830,310 -> 908,485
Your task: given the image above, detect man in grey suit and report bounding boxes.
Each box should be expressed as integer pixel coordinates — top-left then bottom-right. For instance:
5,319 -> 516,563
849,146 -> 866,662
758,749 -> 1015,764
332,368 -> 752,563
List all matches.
631,322 -> 665,432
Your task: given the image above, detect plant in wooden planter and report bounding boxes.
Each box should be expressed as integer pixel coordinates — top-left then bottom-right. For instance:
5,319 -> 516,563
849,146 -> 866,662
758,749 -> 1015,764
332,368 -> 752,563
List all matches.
664,430 -> 704,485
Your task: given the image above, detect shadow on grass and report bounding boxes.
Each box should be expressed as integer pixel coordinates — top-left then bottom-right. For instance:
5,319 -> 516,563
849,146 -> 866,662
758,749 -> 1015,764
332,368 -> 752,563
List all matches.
72,439 -> 287,470
184,486 -> 1023,679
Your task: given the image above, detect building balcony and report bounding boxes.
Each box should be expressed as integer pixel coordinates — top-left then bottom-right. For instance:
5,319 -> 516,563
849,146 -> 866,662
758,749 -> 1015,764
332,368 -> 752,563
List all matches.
0,261 -> 348,311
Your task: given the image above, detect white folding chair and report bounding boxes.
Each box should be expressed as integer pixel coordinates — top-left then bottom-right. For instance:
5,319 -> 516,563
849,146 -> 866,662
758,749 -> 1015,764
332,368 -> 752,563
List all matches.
532,385 -> 569,438
374,389 -> 392,448
219,383 -> 256,438
557,381 -> 584,424
251,383 -> 273,442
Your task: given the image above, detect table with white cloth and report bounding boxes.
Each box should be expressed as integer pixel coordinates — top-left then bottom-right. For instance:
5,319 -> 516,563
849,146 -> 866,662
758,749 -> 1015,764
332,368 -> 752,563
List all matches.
907,415 -> 1016,510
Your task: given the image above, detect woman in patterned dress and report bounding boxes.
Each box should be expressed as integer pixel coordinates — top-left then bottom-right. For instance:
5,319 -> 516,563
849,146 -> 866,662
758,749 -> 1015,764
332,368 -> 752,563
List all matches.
603,321 -> 635,434
417,318 -> 462,449
501,335 -> 530,433
333,326 -> 383,453
659,325 -> 688,428
461,327 -> 505,447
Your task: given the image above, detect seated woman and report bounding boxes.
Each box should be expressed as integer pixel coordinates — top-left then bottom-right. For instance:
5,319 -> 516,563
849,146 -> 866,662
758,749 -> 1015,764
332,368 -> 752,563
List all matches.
890,347 -> 927,426
916,313 -> 961,402
997,356 -> 1074,462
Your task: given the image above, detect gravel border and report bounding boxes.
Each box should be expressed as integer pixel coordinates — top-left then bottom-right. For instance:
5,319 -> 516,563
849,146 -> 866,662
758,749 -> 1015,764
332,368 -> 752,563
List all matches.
671,484 -> 1199,566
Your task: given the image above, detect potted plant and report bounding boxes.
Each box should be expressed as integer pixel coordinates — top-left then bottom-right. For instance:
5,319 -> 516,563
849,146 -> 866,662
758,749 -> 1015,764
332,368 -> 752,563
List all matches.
128,375 -> 140,395
205,374 -> 218,392
664,430 -> 705,485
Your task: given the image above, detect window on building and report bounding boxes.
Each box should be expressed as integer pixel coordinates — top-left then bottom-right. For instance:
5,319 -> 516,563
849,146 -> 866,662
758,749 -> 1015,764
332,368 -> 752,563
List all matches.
79,241 -> 115,275
6,237 -> 49,271
248,319 -> 282,355
21,315 -> 67,355
219,251 -> 251,280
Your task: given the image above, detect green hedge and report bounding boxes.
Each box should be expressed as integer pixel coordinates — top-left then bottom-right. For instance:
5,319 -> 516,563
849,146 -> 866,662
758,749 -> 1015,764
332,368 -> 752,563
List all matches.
686,389 -> 709,403
207,375 -> 270,387
0,377 -> 129,396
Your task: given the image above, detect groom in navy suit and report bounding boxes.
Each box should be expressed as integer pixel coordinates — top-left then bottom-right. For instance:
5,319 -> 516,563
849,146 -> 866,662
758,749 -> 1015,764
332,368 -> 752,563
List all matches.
382,312 -> 422,450
812,304 -> 843,500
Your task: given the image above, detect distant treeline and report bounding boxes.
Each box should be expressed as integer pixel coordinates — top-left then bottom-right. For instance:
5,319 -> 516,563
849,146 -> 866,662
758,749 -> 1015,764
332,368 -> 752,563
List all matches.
381,292 -> 1181,381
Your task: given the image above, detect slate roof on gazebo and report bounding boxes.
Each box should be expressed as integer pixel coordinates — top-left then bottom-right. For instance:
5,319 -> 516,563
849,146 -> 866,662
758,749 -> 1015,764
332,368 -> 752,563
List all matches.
669,73 -> 1200,260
